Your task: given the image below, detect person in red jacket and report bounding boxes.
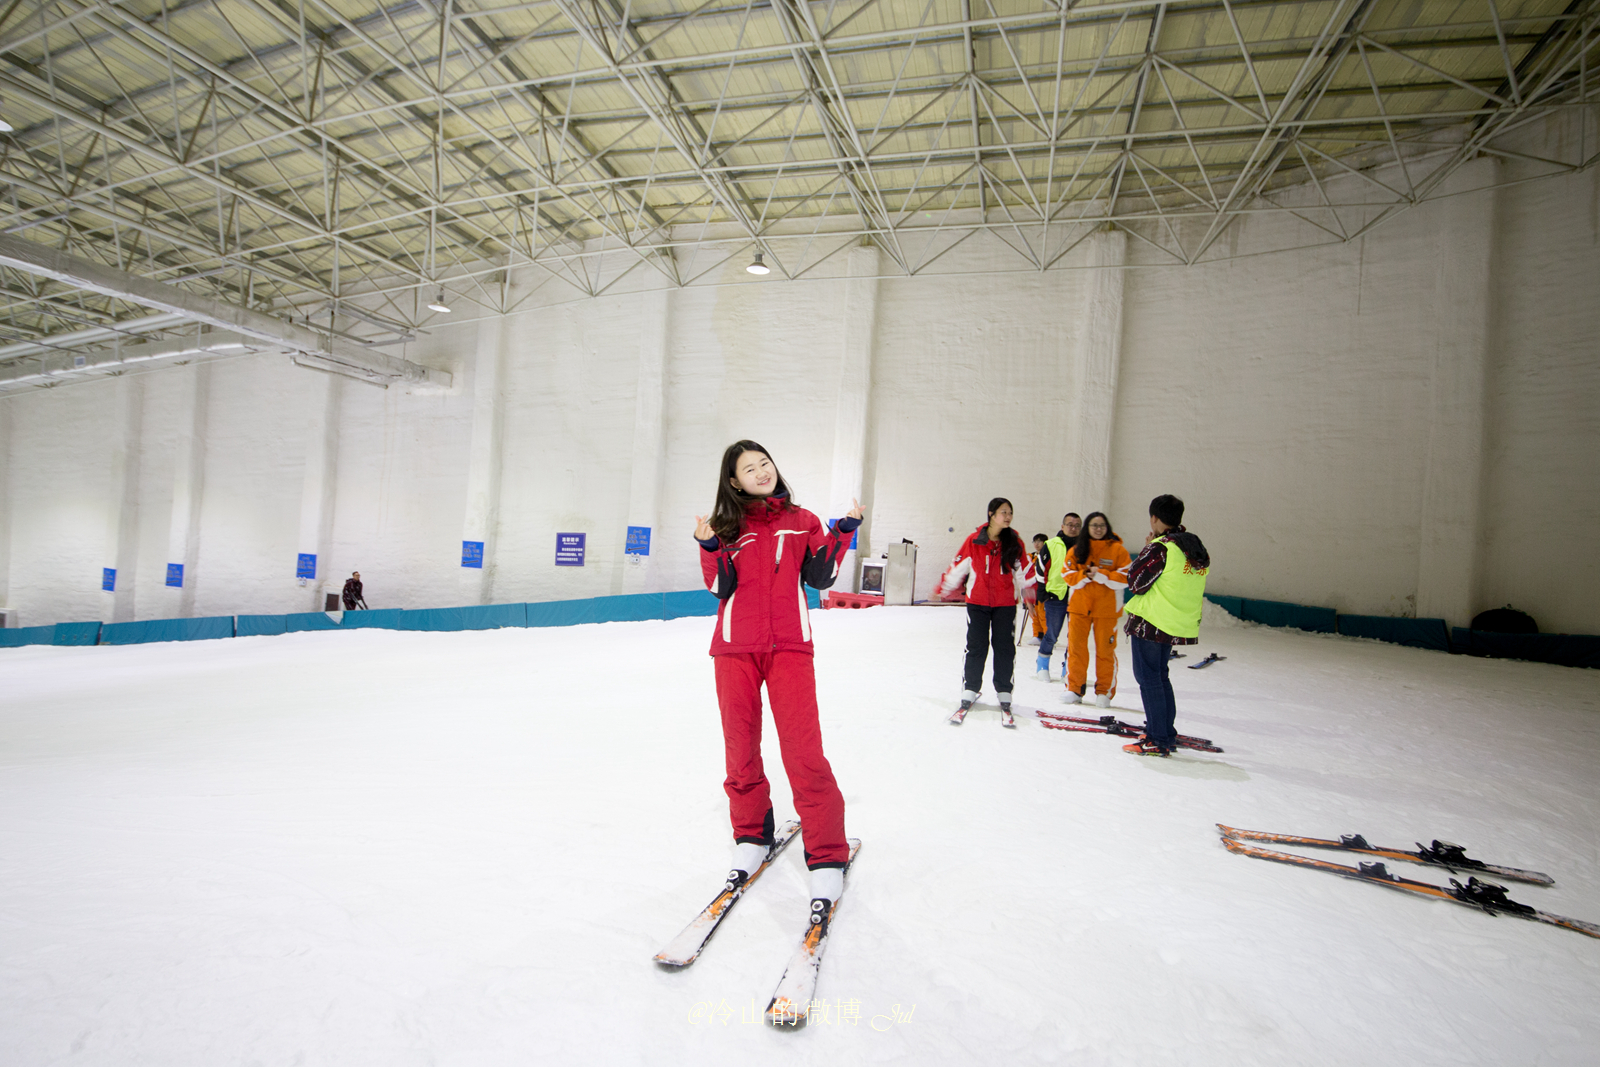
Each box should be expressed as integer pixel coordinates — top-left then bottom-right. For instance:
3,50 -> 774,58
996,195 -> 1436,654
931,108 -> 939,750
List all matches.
694,440 -> 859,923
934,497 -> 1035,725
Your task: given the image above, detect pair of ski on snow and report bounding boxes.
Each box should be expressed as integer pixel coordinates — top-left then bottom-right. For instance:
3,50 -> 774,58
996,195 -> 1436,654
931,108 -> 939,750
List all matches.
654,820 -> 862,1028
1219,824 -> 1599,939
956,702 -> 1226,754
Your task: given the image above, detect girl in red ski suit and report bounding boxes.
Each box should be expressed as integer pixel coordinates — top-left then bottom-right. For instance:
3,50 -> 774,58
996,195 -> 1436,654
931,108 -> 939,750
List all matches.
934,497 -> 1035,712
695,441 -> 859,881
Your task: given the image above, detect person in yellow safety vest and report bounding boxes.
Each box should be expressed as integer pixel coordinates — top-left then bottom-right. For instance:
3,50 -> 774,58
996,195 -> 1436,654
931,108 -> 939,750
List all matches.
1033,513 -> 1081,679
1120,494 -> 1210,756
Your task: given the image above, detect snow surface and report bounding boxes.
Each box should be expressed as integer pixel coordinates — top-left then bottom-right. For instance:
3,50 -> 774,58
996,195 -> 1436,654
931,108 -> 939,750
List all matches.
2,605 -> 1598,1066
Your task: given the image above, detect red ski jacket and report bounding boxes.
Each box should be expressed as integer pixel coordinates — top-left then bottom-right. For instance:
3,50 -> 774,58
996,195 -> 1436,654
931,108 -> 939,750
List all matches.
698,495 -> 855,656
934,524 -> 1036,607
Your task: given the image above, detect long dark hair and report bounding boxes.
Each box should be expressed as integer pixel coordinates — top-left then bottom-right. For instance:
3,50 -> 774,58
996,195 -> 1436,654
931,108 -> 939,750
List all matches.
710,439 -> 793,542
985,497 -> 1024,571
1072,511 -> 1118,564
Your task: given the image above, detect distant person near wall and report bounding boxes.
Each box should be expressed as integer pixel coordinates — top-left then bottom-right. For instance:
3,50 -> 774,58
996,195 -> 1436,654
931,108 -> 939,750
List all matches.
693,439 -> 858,928
342,572 -> 367,611
1035,512 -> 1081,680
934,497 -> 1035,727
1061,512 -> 1130,708
1121,495 -> 1210,757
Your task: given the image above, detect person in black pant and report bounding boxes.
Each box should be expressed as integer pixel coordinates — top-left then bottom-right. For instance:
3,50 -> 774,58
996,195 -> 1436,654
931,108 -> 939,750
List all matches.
932,498 -> 1036,722
341,571 -> 367,610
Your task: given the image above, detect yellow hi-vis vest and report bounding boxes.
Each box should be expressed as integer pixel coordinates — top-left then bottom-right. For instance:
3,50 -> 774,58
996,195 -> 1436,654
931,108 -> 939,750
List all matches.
1044,535 -> 1072,599
1123,538 -> 1208,639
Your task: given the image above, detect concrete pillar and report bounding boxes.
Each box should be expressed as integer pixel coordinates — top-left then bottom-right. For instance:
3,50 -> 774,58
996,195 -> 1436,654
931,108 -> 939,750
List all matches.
460,315 -> 507,605
621,288 -> 671,595
163,364 -> 209,617
0,401 -> 11,620
103,375 -> 145,623
1061,228 -> 1128,513
825,243 -> 882,592
1416,157 -> 1498,627
296,372 -> 342,611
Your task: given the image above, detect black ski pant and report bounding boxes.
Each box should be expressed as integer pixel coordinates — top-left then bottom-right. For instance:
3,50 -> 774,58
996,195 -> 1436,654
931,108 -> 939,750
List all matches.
963,603 -> 1016,698
1130,635 -> 1177,749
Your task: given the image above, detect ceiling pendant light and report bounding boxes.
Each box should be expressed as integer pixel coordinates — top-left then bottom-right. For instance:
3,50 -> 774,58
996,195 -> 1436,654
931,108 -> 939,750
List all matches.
427,291 -> 451,313
745,252 -> 770,276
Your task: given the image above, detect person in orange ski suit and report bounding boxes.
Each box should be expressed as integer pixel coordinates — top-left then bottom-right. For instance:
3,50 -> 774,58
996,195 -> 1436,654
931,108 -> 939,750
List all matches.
1060,511 -> 1131,706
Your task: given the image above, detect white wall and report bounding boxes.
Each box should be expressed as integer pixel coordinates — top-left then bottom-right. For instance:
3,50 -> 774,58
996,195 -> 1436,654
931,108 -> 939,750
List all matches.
2,112 -> 1596,634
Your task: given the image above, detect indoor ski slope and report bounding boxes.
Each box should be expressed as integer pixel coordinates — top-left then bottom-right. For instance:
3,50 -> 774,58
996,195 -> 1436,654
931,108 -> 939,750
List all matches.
2,604 -> 1597,1066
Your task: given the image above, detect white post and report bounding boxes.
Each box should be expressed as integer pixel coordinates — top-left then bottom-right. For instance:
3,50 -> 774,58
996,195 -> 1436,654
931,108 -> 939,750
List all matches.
163,363 -> 209,617
1062,228 -> 1128,513
622,288 -> 671,595
1416,158 -> 1498,627
296,372 -> 342,611
826,242 -> 882,591
103,375 -> 145,623
0,401 -> 11,622
460,315 -> 507,604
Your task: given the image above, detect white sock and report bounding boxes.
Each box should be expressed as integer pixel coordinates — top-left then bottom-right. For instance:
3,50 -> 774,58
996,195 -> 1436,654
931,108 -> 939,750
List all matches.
961,689 -> 980,703
997,692 -> 1013,706
810,867 -> 844,903
732,841 -> 768,877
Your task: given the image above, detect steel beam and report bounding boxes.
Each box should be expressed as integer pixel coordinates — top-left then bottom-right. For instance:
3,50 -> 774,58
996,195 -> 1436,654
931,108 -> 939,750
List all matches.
0,233 -> 448,387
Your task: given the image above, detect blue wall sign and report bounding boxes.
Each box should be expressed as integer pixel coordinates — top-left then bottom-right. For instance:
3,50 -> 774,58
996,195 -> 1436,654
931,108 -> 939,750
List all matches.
461,541 -> 485,569
166,563 -> 184,588
296,553 -> 317,579
625,526 -> 652,556
102,567 -> 116,592
555,532 -> 586,566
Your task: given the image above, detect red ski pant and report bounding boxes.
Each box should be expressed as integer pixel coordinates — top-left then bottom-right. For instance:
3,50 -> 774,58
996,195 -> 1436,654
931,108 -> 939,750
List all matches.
715,650 -> 849,869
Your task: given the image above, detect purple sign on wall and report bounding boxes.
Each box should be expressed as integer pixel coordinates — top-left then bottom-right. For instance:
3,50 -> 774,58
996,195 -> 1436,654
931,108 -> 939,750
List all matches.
555,532 -> 586,566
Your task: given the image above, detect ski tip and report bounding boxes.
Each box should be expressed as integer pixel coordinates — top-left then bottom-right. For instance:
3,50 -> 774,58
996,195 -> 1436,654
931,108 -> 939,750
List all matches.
653,955 -> 692,970
765,996 -> 808,1029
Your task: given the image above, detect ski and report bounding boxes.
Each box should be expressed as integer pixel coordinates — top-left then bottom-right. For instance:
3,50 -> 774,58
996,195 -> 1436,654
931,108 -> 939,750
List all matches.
1187,653 -> 1225,669
948,703 -> 970,725
1037,717 -> 1222,752
1216,824 -> 1554,886
1033,709 -> 1219,751
654,819 -> 803,968
1000,706 -> 1016,728
1220,838 -> 1598,939
765,839 -> 863,1028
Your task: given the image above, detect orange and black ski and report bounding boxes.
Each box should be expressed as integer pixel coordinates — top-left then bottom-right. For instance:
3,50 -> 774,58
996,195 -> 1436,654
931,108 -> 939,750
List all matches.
1217,824 -> 1553,885
1220,837 -> 1598,939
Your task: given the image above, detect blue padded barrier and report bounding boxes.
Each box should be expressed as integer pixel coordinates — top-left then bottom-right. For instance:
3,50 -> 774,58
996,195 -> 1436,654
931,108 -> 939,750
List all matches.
1450,629 -> 1600,669
236,615 -> 288,637
341,608 -> 409,630
53,621 -> 103,646
1336,615 -> 1449,651
1240,598 -> 1337,633
286,611 -> 342,632
1204,594 -> 1244,619
101,616 -> 235,645
0,625 -> 57,648
401,607 -> 466,631
524,597 -> 602,628
662,589 -> 722,619
458,603 -> 525,629
401,603 -> 525,631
